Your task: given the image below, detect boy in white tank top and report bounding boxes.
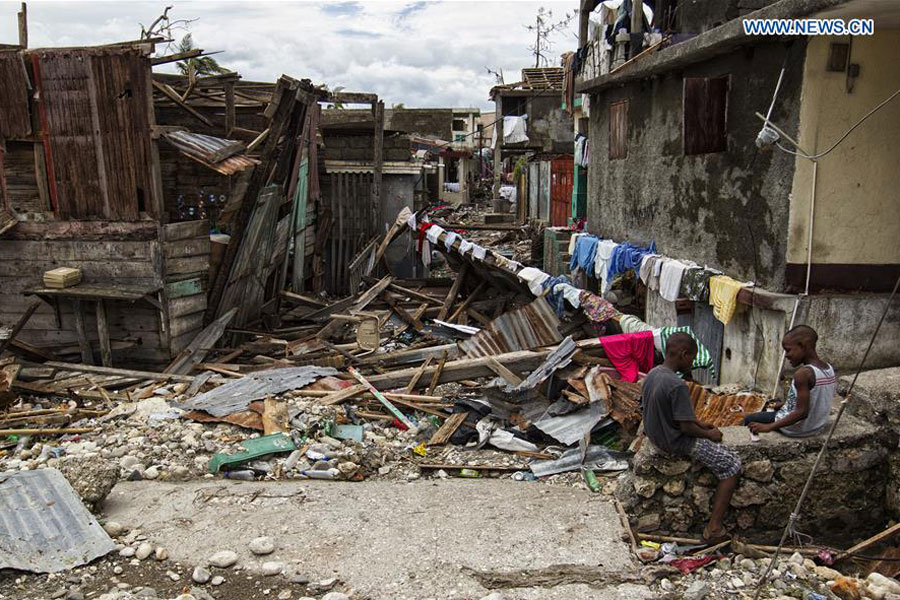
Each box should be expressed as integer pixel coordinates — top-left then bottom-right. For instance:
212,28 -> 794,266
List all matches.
744,325 -> 836,437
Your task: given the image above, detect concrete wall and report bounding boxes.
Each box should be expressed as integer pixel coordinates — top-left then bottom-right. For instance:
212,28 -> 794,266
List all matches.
322,132 -> 411,162
787,32 -> 900,281
677,0 -> 781,33
499,94 -> 573,154
587,40 -> 806,291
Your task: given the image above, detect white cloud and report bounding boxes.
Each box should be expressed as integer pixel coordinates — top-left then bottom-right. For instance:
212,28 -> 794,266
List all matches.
0,0 -> 579,109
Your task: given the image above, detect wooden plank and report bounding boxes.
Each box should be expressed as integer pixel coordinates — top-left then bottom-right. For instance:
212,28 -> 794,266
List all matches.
427,351 -> 448,396
164,307 -> 237,375
428,412 -> 468,446
42,361 -> 224,383
152,80 -> 213,127
165,255 -> 210,277
381,291 -> 424,331
486,357 -> 522,386
0,299 -> 40,356
320,383 -> 366,406
167,293 -> 207,318
436,263 -> 467,321
71,299 -> 93,365
167,277 -> 206,299
838,522 -> 900,562
404,356 -> 434,394
95,299 -> 112,367
164,237 -> 211,259
162,220 -> 208,241
168,313 -> 205,339
348,366 -> 415,430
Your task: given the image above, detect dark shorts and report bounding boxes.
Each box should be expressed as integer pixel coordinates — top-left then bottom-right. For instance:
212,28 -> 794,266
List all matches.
743,411 -> 777,426
689,438 -> 742,480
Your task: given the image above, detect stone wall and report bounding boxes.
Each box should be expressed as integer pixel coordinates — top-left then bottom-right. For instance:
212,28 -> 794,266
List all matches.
616,415 -> 890,543
322,132 -> 412,162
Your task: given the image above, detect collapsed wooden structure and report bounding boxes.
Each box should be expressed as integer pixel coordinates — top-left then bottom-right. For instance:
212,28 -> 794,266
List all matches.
0,38 -> 388,368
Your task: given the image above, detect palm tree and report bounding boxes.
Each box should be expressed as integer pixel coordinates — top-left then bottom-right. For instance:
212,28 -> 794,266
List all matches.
176,34 -> 229,80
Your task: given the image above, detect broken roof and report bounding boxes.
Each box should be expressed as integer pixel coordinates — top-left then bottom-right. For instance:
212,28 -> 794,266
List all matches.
491,67 -> 565,97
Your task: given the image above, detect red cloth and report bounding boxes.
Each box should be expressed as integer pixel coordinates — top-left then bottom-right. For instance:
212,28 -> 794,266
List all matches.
599,330 -> 655,383
670,555 -> 717,574
416,221 -> 433,253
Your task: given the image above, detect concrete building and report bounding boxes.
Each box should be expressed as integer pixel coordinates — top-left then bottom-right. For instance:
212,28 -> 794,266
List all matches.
575,0 -> 900,389
490,68 -> 575,224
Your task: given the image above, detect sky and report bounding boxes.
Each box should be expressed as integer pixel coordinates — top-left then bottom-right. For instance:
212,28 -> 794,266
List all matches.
0,0 -> 579,110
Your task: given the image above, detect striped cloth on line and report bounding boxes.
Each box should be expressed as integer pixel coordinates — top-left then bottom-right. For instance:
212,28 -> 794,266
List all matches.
658,326 -> 716,378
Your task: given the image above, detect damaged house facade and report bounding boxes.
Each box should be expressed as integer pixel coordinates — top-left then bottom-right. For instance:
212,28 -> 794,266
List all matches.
490,67 -> 575,226
574,0 -> 900,388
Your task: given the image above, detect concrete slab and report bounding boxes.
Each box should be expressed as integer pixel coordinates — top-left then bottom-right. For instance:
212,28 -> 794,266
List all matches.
103,479 -> 651,600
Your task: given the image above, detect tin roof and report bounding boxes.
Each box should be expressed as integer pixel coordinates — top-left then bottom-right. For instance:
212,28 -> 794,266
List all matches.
0,469 -> 115,573
460,298 -> 562,358
162,130 -> 260,175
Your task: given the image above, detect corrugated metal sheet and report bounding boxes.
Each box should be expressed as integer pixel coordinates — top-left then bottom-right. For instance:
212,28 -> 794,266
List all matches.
162,130 -> 259,175
460,297 -> 562,358
534,400 -> 608,445
530,445 -> 629,478
508,335 -> 577,392
174,366 -> 339,417
689,383 -> 766,427
35,47 -> 155,220
0,468 -> 115,573
0,51 -> 32,139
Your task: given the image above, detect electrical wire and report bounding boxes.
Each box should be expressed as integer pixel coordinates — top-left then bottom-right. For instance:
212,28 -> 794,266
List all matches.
774,86 -> 900,160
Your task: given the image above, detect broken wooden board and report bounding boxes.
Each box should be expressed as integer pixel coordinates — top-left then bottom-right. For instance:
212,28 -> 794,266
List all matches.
164,308 -> 238,375
428,412 -> 468,446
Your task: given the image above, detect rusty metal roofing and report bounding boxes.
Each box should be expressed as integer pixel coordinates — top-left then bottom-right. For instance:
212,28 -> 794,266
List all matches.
162,130 -> 260,175
0,468 -> 116,573
174,366 -> 339,417
688,383 -> 767,427
460,297 -> 562,358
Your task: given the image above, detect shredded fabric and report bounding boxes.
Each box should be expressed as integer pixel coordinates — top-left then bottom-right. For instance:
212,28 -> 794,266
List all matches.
542,275 -> 574,316
406,212 -> 417,231
709,275 -> 749,325
569,235 -> 599,274
557,283 -> 583,309
471,245 -> 487,261
458,239 -> 473,256
607,241 -> 657,286
580,291 -> 618,323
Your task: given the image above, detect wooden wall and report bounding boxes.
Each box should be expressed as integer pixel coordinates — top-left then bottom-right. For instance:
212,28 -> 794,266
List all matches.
0,221 -> 170,366
160,220 -> 211,356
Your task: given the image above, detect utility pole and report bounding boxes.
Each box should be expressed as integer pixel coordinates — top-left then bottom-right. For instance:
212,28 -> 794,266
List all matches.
533,12 -> 543,67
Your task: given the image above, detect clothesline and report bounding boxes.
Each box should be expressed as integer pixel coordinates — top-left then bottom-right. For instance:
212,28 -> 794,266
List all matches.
568,232 -> 754,326
406,211 -> 719,380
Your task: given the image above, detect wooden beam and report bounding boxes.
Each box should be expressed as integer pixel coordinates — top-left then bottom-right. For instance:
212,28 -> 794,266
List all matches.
426,351 -> 448,396
72,299 -> 93,365
450,281 -> 487,323
164,307 -> 237,375
150,48 -> 204,66
486,356 -> 522,386
95,300 -> 112,368
428,411 -> 468,446
17,2 -> 27,48
0,299 -> 41,356
372,99 -> 385,227
224,79 -> 236,135
348,366 -> 415,429
437,263 -> 467,321
42,361 -> 224,384
405,356 -> 434,393
151,80 -> 213,127
326,91 -> 379,104
838,522 -> 900,562
381,292 -> 424,331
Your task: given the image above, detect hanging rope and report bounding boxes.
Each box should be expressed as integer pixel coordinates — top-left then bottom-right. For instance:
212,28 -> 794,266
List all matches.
753,269 -> 900,599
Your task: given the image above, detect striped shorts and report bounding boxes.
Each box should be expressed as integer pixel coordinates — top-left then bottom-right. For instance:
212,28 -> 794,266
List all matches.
689,438 -> 742,480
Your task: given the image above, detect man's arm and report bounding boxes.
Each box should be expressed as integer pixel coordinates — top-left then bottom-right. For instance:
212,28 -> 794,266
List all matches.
679,419 -> 723,442
750,368 -> 813,433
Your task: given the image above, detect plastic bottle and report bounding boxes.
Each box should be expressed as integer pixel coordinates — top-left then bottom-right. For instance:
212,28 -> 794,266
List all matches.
283,450 -> 302,472
301,468 -> 340,480
306,449 -> 330,461
223,470 -> 255,481
582,468 -> 602,493
513,471 -> 536,482
459,468 -> 481,478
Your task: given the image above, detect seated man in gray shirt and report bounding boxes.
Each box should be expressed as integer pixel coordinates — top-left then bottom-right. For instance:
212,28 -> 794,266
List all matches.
642,333 -> 741,543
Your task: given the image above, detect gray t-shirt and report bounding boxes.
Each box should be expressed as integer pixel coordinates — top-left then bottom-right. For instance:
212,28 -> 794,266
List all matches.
641,366 -> 697,455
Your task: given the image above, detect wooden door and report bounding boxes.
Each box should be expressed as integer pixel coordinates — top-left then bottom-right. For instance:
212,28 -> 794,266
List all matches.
550,157 -> 573,226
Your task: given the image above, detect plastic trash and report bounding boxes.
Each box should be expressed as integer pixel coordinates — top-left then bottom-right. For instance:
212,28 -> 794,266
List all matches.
582,468 -> 602,492
513,471 -> 536,482
301,468 -> 340,480
459,468 -> 481,478
223,470 -> 255,481
306,449 -> 330,461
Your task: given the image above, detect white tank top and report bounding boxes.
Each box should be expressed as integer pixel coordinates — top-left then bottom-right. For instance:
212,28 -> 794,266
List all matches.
776,363 -> 836,437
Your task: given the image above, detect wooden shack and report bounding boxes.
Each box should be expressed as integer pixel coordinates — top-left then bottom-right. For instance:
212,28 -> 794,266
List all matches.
0,40 -> 318,368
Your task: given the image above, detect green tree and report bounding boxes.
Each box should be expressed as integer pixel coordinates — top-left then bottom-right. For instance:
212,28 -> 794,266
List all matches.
176,33 -> 229,80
